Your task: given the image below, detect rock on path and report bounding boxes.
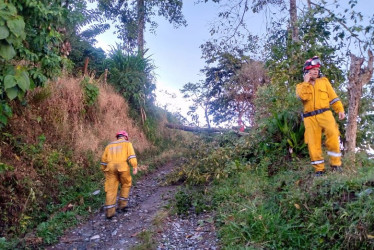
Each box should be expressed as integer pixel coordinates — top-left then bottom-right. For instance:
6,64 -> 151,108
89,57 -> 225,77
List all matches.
157,213 -> 219,250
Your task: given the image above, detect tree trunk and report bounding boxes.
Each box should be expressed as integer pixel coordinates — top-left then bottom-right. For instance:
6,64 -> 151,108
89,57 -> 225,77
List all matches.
83,57 -> 89,76
204,103 -> 211,129
140,107 -> 147,125
238,112 -> 244,132
307,0 -> 311,9
345,50 -> 374,158
137,0 -> 145,56
103,69 -> 108,84
289,0 -> 299,42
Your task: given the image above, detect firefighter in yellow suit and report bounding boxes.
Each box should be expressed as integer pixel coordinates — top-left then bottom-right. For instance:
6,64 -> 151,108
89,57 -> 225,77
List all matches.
100,130 -> 138,219
296,56 -> 345,176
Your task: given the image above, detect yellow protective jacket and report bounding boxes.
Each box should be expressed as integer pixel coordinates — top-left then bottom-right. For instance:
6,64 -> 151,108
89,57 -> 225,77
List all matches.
296,77 -> 344,114
100,139 -> 137,172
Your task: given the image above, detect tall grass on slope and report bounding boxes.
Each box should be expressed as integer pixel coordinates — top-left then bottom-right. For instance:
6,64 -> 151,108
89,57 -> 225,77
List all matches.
16,77 -> 151,154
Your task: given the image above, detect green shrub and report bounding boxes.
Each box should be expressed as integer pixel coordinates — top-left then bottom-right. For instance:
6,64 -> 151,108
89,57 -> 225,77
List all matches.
80,77 -> 99,107
174,190 -> 192,215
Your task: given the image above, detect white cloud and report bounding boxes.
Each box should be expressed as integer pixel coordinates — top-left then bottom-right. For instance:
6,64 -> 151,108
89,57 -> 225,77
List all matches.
155,81 -> 189,114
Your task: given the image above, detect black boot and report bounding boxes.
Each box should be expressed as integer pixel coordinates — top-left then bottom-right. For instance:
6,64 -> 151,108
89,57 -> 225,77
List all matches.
315,171 -> 325,177
331,166 -> 342,172
117,206 -> 129,213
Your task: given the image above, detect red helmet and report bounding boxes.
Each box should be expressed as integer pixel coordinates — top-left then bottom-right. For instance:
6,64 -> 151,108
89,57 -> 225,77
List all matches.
116,130 -> 128,139
303,56 -> 321,72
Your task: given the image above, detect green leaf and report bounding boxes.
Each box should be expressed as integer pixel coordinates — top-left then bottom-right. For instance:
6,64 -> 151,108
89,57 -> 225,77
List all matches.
6,3 -> 17,15
4,75 -> 16,89
6,33 -> 23,46
15,72 -> 30,92
5,86 -> 18,100
17,89 -> 25,100
3,65 -> 15,75
0,115 -> 7,125
7,17 -> 25,37
0,42 -> 15,59
0,26 -> 9,39
2,103 -> 12,116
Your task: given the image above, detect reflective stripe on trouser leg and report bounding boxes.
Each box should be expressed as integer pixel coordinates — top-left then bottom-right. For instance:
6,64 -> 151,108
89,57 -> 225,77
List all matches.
119,171 -> 132,209
304,117 -> 325,172
320,111 -> 342,167
311,159 -> 325,171
104,170 -> 120,217
104,204 -> 117,218
119,197 -> 129,209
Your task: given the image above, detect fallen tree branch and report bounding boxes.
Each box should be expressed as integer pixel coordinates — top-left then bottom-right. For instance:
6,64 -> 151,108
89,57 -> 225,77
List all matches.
165,123 -> 249,136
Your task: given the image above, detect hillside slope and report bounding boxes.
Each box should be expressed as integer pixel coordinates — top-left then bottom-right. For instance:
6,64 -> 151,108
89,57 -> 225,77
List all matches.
0,76 -> 152,241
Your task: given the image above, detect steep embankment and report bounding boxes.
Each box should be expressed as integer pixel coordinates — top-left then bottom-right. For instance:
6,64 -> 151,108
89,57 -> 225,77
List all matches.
10,77 -> 151,153
0,76 -> 152,243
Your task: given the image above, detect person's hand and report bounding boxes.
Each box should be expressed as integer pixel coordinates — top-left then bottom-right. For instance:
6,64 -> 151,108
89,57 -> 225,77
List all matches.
304,72 -> 311,83
338,112 -> 345,120
133,167 -> 138,175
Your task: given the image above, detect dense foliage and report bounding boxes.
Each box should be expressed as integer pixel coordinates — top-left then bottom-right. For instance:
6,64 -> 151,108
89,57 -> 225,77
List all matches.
0,0 -> 110,128
107,48 -> 155,112
0,0 -> 65,127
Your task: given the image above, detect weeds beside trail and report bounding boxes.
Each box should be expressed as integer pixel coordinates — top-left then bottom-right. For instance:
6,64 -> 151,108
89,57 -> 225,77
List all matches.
167,131 -> 374,249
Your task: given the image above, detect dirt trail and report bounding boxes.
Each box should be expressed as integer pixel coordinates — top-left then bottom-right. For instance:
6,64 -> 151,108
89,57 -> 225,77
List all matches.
48,162 -> 218,250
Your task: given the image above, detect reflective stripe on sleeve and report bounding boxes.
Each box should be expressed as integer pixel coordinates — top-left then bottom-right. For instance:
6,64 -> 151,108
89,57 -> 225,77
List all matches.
311,160 -> 324,165
100,162 -> 107,166
329,98 -> 340,105
327,151 -> 342,157
128,155 -> 136,160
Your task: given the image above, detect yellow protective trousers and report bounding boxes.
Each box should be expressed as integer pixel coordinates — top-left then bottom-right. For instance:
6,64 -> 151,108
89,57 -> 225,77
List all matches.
104,164 -> 132,218
304,110 -> 342,172
101,139 -> 137,218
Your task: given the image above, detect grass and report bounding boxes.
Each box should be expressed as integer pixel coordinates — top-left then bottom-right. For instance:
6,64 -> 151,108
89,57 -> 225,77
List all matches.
130,209 -> 171,250
197,156 -> 374,249
165,131 -> 374,249
131,230 -> 157,250
0,136 -> 105,249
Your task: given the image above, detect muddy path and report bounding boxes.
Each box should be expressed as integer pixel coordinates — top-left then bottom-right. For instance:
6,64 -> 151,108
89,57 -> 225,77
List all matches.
48,162 -> 219,250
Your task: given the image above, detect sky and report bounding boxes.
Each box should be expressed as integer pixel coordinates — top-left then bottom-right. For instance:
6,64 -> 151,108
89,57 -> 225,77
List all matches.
94,0 -> 268,122
93,0 -> 373,124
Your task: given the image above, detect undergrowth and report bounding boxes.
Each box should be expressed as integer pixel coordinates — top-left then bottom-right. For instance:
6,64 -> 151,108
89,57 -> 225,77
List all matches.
0,132 -> 104,249
211,154 -> 374,249
166,130 -> 374,249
